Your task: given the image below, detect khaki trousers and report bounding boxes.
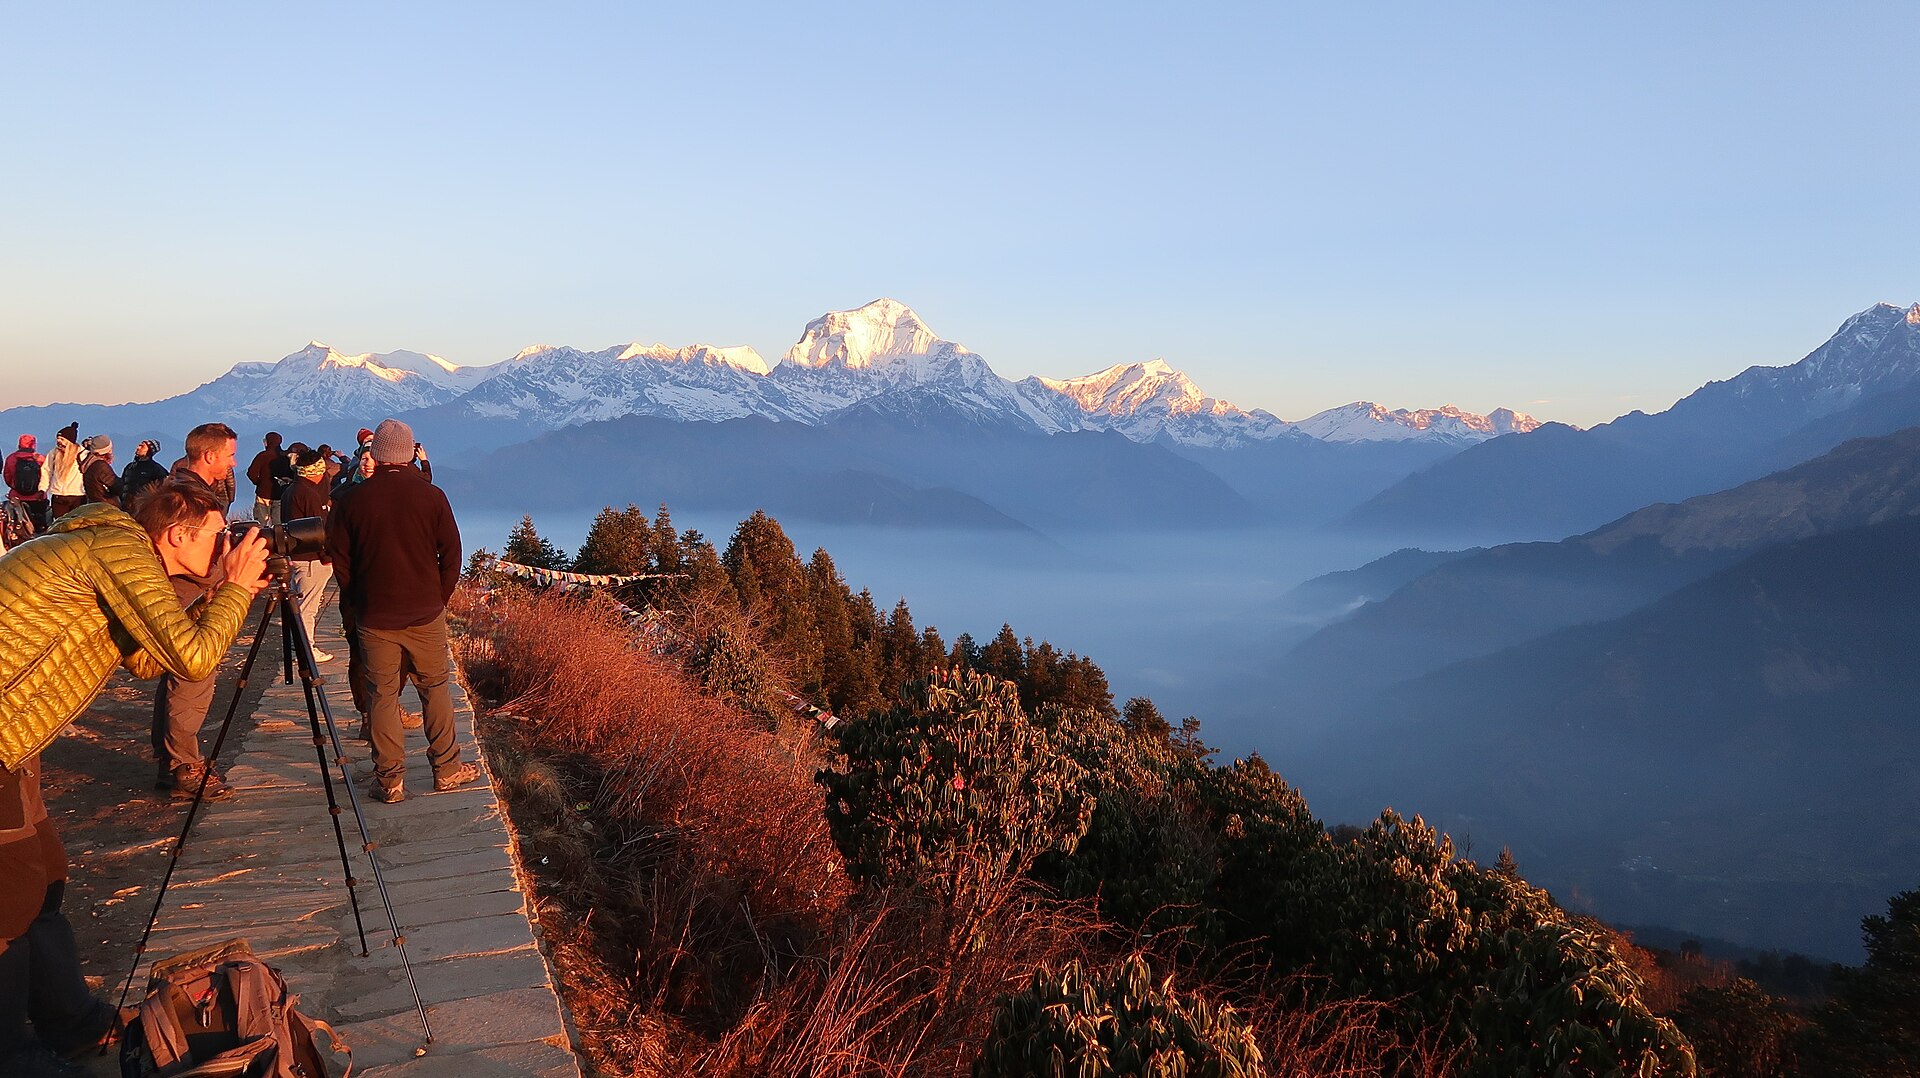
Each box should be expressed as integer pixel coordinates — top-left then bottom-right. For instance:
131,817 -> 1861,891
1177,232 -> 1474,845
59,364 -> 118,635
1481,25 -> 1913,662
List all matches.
359,614 -> 461,785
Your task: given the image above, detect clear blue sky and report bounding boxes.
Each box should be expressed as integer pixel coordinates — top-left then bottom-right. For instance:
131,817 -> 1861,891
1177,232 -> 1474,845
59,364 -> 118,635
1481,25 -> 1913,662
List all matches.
2,2 -> 1914,427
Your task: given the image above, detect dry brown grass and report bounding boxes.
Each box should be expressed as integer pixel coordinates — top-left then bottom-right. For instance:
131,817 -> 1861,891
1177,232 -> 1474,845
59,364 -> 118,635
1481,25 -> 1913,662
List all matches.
452,583 -> 1447,1078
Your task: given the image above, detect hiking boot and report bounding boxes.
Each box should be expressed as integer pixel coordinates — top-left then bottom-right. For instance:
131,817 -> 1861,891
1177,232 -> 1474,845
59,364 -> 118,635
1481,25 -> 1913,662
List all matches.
352,717 -> 371,743
401,710 -> 423,730
154,761 -> 174,791
366,775 -> 405,803
171,763 -> 235,802
433,762 -> 481,792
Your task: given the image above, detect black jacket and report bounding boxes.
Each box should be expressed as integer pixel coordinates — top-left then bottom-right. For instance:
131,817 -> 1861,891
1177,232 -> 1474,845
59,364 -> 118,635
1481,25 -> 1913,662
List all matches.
326,464 -> 461,630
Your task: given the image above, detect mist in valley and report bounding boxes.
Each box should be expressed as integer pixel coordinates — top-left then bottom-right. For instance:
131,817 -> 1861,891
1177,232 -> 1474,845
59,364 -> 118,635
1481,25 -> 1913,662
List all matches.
460,506 -> 1401,761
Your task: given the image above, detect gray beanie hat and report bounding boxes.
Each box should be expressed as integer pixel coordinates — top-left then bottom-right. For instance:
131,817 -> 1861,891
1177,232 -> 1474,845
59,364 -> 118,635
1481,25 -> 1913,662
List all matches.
87,435 -> 112,455
370,418 -> 415,464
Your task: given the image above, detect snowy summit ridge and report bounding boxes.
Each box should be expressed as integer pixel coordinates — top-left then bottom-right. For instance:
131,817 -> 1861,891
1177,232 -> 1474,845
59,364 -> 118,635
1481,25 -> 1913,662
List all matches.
96,298 -> 1552,449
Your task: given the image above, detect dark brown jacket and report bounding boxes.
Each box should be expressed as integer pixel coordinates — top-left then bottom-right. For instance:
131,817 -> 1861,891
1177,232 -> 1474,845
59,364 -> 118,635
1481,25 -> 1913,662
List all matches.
326,464 -> 461,630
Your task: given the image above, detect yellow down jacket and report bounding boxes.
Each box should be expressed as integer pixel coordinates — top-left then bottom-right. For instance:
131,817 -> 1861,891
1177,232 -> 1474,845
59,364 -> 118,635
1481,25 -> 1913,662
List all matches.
0,504 -> 255,769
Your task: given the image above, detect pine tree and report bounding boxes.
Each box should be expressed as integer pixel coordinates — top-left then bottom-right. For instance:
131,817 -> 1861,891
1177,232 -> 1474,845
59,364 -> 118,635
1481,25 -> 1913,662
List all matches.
573,504 -> 652,575
503,514 -> 568,570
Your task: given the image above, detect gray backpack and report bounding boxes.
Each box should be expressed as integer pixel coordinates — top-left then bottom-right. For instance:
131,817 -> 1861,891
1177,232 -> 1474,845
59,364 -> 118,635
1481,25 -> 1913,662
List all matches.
121,938 -> 350,1078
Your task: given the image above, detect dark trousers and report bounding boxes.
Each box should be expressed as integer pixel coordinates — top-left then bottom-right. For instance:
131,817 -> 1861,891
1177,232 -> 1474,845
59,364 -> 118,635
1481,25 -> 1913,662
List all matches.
0,881 -> 114,1061
361,615 -> 460,785
340,601 -> 373,718
151,577 -> 218,774
47,494 -> 83,521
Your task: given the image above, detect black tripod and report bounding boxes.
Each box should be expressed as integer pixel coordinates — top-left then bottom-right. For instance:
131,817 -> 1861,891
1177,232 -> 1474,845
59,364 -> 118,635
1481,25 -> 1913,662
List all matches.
116,568 -> 434,1045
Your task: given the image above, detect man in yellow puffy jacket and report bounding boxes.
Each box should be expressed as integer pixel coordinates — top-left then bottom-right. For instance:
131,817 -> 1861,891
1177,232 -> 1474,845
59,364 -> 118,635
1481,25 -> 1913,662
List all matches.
0,484 -> 268,1075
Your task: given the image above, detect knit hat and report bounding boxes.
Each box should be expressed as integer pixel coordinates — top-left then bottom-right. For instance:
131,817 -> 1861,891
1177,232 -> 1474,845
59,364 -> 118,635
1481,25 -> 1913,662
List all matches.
370,418 -> 415,464
87,435 -> 112,455
57,422 -> 78,444
293,447 -> 327,480
16,434 -> 33,450
356,427 -> 375,445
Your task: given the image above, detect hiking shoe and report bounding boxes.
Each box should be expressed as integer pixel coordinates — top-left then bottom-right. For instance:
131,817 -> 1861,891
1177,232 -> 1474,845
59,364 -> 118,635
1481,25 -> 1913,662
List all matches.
433,762 -> 481,792
352,717 -> 371,743
154,761 -> 174,791
366,775 -> 405,804
171,763 -> 235,802
311,648 -> 334,663
401,710 -> 423,730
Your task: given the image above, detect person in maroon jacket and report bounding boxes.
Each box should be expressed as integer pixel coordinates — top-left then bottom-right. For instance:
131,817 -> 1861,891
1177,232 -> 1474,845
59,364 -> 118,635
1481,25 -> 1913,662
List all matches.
4,435 -> 49,537
325,419 -> 479,803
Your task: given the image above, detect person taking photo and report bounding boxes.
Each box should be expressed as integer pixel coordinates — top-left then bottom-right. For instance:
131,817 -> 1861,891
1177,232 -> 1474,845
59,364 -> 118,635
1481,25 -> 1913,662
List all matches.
0,486 -> 269,1076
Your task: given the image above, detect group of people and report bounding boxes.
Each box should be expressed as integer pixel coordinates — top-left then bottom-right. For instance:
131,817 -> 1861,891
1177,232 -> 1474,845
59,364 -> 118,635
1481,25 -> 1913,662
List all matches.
0,416 -> 470,1076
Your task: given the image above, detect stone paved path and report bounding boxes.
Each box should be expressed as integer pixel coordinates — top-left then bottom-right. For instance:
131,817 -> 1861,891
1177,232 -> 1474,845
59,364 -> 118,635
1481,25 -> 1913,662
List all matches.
112,598 -> 579,1076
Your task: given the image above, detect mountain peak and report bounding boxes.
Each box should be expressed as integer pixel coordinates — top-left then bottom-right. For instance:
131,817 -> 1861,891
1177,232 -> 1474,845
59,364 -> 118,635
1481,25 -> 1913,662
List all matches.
780,298 -> 971,370
1292,402 -> 1541,443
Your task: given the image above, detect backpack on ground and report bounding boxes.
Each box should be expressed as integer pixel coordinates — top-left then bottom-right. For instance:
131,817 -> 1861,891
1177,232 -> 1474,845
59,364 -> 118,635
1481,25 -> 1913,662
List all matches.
121,938 -> 350,1078
8,454 -> 40,496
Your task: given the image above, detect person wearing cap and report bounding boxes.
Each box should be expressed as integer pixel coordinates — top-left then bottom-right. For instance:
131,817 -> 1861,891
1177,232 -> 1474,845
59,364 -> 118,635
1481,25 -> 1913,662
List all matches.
119,440 -> 168,501
79,437 -> 118,508
326,418 -> 478,803
281,447 -> 335,664
3,436 -> 49,536
245,432 -> 285,526
41,426 -> 84,522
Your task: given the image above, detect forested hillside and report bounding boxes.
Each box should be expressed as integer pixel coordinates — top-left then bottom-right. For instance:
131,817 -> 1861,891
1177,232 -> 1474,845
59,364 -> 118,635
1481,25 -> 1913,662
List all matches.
451,501 -> 1920,1077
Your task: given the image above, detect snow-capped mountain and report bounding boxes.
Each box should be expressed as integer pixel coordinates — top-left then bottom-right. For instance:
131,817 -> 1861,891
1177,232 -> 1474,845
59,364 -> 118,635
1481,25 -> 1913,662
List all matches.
1016,359 -> 1301,449
187,342 -> 485,424
768,299 -> 1063,429
1292,402 -> 1543,445
448,341 -> 808,427
0,297 -> 1551,455
1660,302 -> 1920,427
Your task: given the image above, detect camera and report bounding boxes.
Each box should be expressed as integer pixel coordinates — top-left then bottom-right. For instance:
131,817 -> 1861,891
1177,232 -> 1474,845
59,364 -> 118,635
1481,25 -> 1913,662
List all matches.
227,516 -> 327,568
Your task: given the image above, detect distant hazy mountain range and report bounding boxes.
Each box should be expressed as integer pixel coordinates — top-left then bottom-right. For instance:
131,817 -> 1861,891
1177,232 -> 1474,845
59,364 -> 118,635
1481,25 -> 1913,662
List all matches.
1344,302 -> 1920,543
6,298 -> 1916,538
1257,424 -> 1920,959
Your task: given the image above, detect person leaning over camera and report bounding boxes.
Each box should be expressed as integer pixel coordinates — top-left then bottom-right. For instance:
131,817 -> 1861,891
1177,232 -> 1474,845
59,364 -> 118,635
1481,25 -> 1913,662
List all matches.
0,485 -> 269,1075
152,422 -> 243,800
281,447 -> 335,664
326,419 -> 478,804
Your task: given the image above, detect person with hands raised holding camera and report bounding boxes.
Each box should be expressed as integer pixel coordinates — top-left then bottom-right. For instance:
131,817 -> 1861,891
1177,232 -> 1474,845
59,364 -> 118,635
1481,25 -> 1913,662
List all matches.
0,484 -> 268,1076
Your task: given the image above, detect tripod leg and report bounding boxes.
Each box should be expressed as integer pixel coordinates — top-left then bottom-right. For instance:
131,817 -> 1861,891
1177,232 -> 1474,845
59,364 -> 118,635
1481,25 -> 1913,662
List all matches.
287,591 -> 374,957
115,595 -> 278,1017
284,577 -> 436,1045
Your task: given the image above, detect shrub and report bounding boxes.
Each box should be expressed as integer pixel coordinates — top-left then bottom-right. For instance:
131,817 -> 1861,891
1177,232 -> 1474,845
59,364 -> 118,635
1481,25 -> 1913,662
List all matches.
1673,978 -> 1801,1078
974,953 -> 1266,1078
818,668 -> 1096,913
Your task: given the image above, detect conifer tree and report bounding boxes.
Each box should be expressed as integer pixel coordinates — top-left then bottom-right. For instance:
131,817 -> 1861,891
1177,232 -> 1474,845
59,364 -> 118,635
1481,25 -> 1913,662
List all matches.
503,514 -> 568,570
573,503 -> 653,576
